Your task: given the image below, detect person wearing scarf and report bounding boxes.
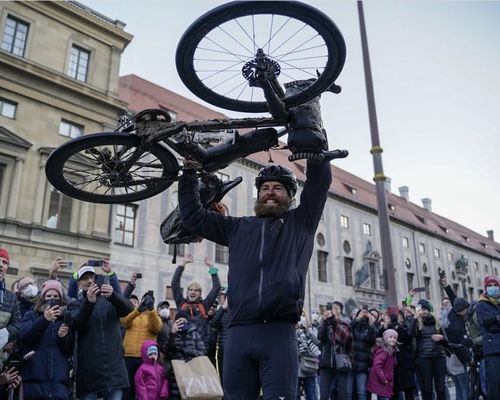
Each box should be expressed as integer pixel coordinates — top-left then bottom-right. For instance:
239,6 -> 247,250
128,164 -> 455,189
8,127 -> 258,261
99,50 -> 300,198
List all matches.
476,275 -> 500,400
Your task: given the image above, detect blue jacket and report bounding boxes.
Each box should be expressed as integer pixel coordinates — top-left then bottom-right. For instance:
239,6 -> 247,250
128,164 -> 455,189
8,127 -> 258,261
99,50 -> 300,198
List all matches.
179,161 -> 331,326
476,295 -> 500,356
20,310 -> 74,400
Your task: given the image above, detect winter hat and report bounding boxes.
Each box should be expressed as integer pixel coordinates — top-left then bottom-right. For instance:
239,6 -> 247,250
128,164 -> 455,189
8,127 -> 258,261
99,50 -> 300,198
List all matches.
483,275 -> 500,289
157,300 -> 170,309
18,277 -> 36,290
453,297 -> 470,313
417,299 -> 433,312
41,280 -> 64,298
175,310 -> 190,321
0,249 -> 9,264
383,328 -> 398,341
147,344 -> 158,356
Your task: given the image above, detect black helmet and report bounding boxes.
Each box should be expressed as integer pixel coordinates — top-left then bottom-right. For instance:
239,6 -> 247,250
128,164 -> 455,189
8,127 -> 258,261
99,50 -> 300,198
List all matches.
255,165 -> 297,197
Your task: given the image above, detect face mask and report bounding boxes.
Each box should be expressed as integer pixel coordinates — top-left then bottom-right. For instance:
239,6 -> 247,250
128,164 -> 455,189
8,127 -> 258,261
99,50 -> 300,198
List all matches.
22,284 -> 38,300
159,308 -> 170,319
311,312 -> 319,322
486,286 -> 500,298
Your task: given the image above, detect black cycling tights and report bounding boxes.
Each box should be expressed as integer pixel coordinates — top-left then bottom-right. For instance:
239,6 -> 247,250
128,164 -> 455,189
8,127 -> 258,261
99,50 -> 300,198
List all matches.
223,321 -> 298,400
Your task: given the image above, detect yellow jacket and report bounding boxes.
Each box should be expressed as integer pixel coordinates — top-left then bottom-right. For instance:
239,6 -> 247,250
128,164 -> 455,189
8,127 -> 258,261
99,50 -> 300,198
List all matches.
121,309 -> 162,357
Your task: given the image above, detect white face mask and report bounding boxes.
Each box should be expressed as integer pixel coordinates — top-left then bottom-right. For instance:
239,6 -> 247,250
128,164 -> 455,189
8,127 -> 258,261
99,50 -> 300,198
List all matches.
22,284 -> 38,300
311,312 -> 319,322
159,308 -> 170,319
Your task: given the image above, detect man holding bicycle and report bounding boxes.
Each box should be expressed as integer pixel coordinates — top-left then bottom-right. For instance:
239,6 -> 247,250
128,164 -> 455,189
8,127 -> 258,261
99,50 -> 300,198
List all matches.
178,90 -> 332,399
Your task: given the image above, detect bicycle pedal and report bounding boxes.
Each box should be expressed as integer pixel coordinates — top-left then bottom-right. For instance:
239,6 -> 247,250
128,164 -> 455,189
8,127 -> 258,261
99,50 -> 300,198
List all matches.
288,152 -> 325,164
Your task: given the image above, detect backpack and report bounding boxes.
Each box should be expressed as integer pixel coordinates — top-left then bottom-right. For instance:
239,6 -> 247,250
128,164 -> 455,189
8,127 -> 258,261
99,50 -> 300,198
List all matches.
466,303 -> 483,346
181,302 -> 207,320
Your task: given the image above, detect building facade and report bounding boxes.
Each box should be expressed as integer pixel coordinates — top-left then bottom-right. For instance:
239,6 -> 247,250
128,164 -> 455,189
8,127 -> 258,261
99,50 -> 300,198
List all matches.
0,1 -> 131,285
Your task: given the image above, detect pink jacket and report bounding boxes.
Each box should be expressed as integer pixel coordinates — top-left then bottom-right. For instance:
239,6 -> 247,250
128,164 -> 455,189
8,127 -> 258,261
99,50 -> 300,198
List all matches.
367,339 -> 397,398
135,340 -> 169,400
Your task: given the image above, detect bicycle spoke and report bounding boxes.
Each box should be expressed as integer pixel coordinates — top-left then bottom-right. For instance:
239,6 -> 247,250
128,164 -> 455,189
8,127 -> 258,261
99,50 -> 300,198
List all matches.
235,80 -> 249,101
198,60 -> 246,83
196,46 -> 249,59
209,70 -> 245,92
202,35 -> 249,63
274,43 -> 328,59
267,14 -> 274,55
269,23 -> 308,56
261,16 -> 292,54
215,24 -> 254,57
222,79 -> 249,97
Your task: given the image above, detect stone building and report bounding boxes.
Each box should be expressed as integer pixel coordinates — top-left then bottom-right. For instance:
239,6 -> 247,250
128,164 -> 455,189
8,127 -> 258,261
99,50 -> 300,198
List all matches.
0,1 -> 131,285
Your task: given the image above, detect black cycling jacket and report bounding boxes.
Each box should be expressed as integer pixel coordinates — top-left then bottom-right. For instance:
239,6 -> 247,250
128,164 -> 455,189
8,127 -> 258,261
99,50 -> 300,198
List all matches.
178,160 -> 331,327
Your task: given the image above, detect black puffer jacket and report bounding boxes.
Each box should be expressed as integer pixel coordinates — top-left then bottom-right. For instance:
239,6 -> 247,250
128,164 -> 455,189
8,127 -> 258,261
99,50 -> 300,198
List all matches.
416,315 -> 447,358
350,318 -> 376,372
179,161 -> 332,327
210,306 -> 229,360
68,292 -> 133,397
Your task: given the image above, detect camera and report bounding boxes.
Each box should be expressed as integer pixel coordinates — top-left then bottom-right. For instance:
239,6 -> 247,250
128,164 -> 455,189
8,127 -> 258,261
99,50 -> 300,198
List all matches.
63,311 -> 72,325
362,304 -> 369,311
3,357 -> 21,371
181,321 -> 193,332
326,302 -> 333,311
438,268 -> 446,279
46,298 -> 60,307
136,273 -> 142,279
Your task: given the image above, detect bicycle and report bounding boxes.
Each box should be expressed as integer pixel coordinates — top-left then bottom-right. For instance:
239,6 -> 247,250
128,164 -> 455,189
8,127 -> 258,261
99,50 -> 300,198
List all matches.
467,346 -> 484,400
45,1 -> 348,205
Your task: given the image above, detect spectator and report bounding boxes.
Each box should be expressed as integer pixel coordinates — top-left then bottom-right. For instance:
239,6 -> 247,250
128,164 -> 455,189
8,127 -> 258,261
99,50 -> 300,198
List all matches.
121,290 -> 163,400
206,299 -> 219,367
393,308 -> 417,400
130,294 -> 139,309
414,299 -> 447,400
156,300 -> 173,352
475,275 -> 500,400
68,264 -> 133,400
65,259 -> 122,299
318,302 -> 353,400
165,310 -> 207,400
0,366 -> 21,399
351,307 -> 377,400
16,277 -> 39,317
367,329 -> 399,400
297,314 -> 320,400
134,340 -> 168,400
439,297 -> 452,329
123,272 -> 138,300
0,249 -> 22,352
171,254 -> 221,348
20,279 -> 74,400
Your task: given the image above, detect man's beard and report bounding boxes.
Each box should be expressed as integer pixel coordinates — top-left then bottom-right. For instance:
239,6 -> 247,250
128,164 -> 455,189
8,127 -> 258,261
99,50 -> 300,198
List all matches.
254,197 -> 291,218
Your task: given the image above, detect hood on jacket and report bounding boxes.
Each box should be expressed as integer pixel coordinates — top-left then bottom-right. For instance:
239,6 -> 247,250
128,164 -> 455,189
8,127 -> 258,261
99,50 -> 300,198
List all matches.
140,339 -> 159,364
374,337 -> 398,356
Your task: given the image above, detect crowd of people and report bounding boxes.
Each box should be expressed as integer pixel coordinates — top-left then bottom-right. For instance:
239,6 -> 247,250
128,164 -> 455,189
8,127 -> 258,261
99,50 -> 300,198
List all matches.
0,245 -> 499,400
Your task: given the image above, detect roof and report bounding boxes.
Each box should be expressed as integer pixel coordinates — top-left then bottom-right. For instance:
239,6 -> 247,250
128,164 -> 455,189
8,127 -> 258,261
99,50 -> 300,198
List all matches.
118,74 -> 500,260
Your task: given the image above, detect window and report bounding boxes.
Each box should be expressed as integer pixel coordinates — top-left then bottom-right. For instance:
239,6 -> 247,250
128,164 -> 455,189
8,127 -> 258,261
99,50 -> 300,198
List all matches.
474,261 -> 479,271
419,243 -> 426,253
343,240 -> 351,254
67,45 -> 90,82
447,252 -> 454,263
424,277 -> 431,300
316,233 -> 325,247
317,250 -> 328,282
402,236 -> 409,248
46,188 -> 72,231
406,272 -> 414,291
1,16 -> 29,57
468,287 -> 474,301
405,258 -> 411,269
434,248 -> 441,258
415,215 -> 426,224
114,204 -> 137,246
0,98 -> 17,119
369,262 -> 376,289
164,285 -> 174,301
215,244 -> 229,264
344,257 -> 353,286
363,223 -> 371,236
59,120 -> 83,138
168,244 -> 185,257
340,215 -> 349,229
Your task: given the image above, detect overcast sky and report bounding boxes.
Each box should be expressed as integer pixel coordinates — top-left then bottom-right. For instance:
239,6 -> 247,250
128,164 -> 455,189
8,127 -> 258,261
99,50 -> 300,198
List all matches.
81,0 -> 500,241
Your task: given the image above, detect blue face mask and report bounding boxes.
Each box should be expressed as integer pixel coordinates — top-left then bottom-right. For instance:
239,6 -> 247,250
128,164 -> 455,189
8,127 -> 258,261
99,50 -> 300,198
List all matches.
486,286 -> 500,298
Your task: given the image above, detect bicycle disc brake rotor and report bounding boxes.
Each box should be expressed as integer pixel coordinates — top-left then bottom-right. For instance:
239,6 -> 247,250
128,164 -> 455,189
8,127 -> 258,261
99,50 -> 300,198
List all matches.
242,51 -> 281,88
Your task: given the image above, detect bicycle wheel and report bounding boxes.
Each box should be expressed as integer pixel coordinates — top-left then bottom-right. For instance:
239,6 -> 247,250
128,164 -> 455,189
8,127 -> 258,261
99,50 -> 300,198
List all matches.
45,133 -> 179,204
467,364 -> 480,400
176,1 -> 346,113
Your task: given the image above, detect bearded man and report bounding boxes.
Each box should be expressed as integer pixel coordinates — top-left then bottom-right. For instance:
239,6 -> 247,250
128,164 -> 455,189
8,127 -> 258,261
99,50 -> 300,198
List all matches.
178,143 -> 332,398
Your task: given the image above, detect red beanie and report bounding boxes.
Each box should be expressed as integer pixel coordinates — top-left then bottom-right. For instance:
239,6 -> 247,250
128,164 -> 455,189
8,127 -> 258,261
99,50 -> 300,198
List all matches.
483,275 -> 500,289
0,248 -> 9,264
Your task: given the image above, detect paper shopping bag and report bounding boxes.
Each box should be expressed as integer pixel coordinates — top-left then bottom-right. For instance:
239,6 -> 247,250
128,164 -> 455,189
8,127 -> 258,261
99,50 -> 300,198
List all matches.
171,356 -> 223,399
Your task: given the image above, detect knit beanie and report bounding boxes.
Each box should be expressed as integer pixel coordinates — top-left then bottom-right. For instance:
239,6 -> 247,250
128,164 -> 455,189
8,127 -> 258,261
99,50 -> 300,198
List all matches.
417,299 -> 433,312
41,280 -> 64,298
383,328 -> 398,341
0,249 -> 9,264
175,310 -> 190,321
453,297 -> 470,313
483,275 -> 500,290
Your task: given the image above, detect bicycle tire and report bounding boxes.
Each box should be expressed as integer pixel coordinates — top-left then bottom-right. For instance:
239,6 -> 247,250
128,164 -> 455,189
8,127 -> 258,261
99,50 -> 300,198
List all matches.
467,364 -> 480,400
176,1 -> 346,113
45,133 -> 179,204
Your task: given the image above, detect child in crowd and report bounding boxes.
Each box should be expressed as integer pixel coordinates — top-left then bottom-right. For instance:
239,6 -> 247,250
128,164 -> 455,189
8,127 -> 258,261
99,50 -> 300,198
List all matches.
367,328 -> 398,400
134,340 -> 169,400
